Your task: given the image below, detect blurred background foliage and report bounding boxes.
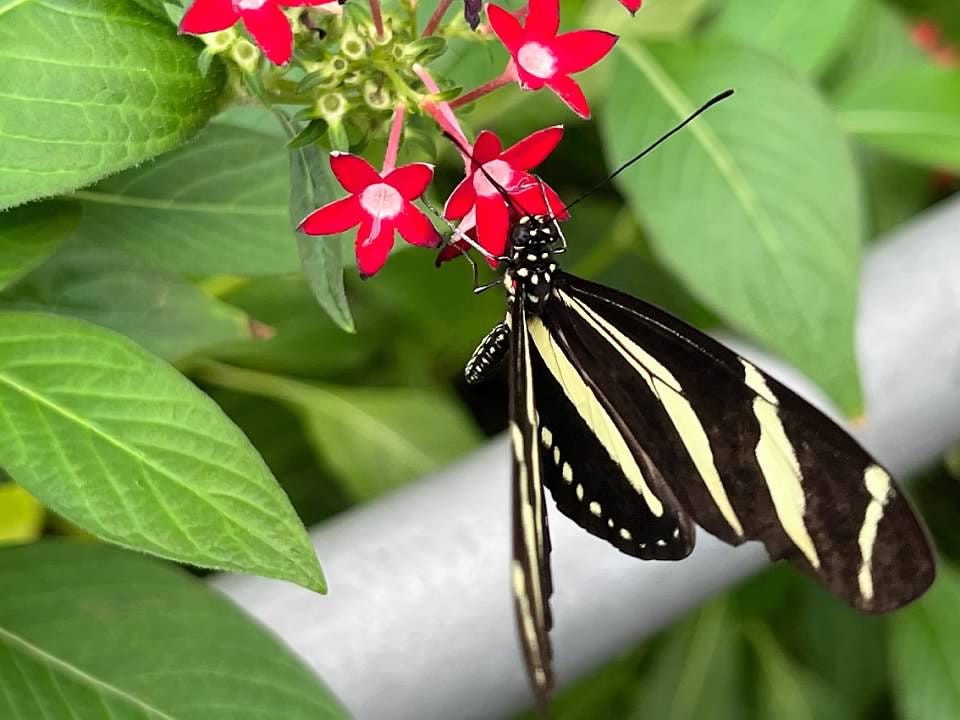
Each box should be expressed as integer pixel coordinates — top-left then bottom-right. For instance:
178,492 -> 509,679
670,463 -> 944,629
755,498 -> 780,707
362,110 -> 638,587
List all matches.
1,0 -> 959,717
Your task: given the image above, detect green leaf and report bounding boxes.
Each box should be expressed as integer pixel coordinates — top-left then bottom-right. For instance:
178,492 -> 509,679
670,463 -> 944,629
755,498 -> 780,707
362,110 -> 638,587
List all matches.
0,483 -> 43,543
709,0 -> 865,75
199,362 -> 482,500
0,245 -> 254,361
858,148 -> 933,238
72,124 -> 301,276
0,312 -> 325,592
0,542 -> 347,720
276,112 -> 355,332
0,0 -> 225,210
581,0 -> 712,39
836,66 -> 960,173
627,599 -> 746,720
601,41 -> 864,413
889,563 -> 960,720
0,201 -> 79,290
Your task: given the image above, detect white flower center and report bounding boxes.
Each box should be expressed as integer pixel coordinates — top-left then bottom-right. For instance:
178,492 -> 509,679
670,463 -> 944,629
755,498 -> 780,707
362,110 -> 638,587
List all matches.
359,183 -> 403,219
473,159 -> 515,198
235,0 -> 269,10
517,42 -> 557,79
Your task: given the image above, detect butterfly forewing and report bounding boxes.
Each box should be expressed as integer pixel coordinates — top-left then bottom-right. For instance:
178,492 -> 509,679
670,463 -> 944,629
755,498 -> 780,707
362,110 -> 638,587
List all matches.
554,272 -> 936,612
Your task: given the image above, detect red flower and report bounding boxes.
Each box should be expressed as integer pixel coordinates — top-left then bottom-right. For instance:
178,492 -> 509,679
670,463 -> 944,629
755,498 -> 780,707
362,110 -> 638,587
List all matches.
487,0 -> 618,118
442,126 -> 568,265
300,153 -> 440,278
180,0 -> 317,65
618,0 -> 642,14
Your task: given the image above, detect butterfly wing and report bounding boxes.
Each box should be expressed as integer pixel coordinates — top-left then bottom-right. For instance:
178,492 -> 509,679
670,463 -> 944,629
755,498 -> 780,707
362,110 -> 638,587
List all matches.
548,272 -> 935,612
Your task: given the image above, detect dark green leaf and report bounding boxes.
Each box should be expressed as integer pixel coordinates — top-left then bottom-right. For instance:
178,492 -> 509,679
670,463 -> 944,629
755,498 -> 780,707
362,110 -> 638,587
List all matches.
72,124 -> 301,275
857,148 -> 933,238
0,201 -> 79,290
601,40 -> 865,413
0,245 -> 253,361
0,0 -> 224,210
836,66 -> 960,173
0,312 -> 325,592
0,543 -> 347,720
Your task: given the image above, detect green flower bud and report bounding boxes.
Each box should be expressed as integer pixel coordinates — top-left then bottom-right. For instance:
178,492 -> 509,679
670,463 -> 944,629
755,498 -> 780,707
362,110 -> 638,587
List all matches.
330,56 -> 349,74
363,80 -> 391,111
340,31 -> 366,61
317,92 -> 348,123
230,39 -> 260,74
203,28 -> 236,54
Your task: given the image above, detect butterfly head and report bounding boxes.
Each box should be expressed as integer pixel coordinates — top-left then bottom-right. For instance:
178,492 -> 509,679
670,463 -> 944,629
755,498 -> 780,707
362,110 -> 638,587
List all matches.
507,215 -> 560,310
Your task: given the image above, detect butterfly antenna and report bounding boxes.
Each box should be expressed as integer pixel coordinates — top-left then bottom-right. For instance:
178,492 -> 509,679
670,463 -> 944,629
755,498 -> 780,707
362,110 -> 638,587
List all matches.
420,196 -> 500,268
441,130 -> 533,220
565,89 -> 735,213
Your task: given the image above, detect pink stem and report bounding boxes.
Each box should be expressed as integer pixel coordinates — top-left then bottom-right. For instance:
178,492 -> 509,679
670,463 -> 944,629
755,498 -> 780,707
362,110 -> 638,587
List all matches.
449,62 -> 518,110
369,0 -> 385,38
382,103 -> 406,174
423,0 -> 454,36
412,63 -> 472,168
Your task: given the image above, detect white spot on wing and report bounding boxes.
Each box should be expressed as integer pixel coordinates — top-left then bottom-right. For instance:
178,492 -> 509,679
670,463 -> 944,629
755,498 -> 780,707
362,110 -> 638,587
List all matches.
589,501 -> 602,516
620,528 -> 632,541
858,465 -> 892,602
562,462 -> 573,483
540,426 -> 553,447
741,359 -> 778,405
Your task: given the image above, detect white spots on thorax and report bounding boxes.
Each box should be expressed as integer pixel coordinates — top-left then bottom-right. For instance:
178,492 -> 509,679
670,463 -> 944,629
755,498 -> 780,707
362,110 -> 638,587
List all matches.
540,426 -> 553,447
656,539 -> 667,547
575,483 -> 584,501
608,519 -> 614,528
858,465 -> 893,602
552,446 -> 560,465
517,268 -> 530,278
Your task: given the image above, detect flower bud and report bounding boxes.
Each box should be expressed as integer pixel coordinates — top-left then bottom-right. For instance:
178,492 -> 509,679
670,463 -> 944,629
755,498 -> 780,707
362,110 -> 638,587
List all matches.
230,39 -> 260,74
317,92 -> 348,123
362,80 -> 392,111
203,28 -> 236,54
340,31 -> 366,61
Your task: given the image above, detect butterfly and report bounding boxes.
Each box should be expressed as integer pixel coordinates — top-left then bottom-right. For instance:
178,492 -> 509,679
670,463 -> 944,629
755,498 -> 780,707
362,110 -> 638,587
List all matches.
445,91 -> 936,712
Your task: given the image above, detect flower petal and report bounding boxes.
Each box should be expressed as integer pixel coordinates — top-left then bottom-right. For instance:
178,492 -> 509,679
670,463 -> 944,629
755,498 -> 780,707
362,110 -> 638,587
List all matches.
514,179 -> 569,220
241,4 -> 294,65
396,202 -> 441,247
475,195 -> 510,258
355,219 -> 395,278
330,152 -> 381,193
546,74 -> 591,118
385,163 -> 435,200
618,0 -> 643,14
179,0 -> 237,34
435,239 -> 471,266
499,125 -> 564,171
299,195 -> 362,235
473,130 -> 504,165
526,0 -> 560,40
551,30 -> 618,75
486,4 -> 525,55
444,176 -> 477,220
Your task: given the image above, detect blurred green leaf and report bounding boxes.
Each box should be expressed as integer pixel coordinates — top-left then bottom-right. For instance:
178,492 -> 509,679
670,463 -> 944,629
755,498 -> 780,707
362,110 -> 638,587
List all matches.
857,148 -> 933,238
200,362 -> 482,500
0,245 -> 253,361
627,598 -> 746,720
836,66 -> 960,173
0,542 -> 347,720
0,201 -> 79,291
0,312 -> 324,592
72,124 -> 301,276
709,0 -> 865,75
889,563 -> 960,720
582,0 -> 713,39
602,40 -> 864,413
0,0 -> 224,211
0,483 -> 43,543
889,0 -> 960,42
748,624 -> 853,720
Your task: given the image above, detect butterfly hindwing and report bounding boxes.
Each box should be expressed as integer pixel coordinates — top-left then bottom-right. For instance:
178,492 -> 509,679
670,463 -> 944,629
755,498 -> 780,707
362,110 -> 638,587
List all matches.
553,272 -> 936,612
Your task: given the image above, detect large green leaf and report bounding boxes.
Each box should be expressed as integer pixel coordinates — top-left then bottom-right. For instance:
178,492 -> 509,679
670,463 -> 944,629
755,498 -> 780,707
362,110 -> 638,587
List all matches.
0,245 -> 253,361
889,564 -> 960,720
709,0 -> 864,75
200,362 -> 481,500
627,599 -> 746,720
0,201 -> 79,290
601,41 -> 864,413
0,543 -> 347,720
0,0 -> 224,210
836,66 -> 960,173
0,312 -> 324,591
0,483 -> 43,543
72,124 -> 301,276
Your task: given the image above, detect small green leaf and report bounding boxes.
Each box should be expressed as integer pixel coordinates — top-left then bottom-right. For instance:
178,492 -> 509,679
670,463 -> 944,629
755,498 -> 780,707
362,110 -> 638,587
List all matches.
276,112 -> 355,332
889,563 -> 960,720
836,66 -> 960,173
0,484 -> 43,543
200,362 -> 481,500
709,0 -> 865,75
601,41 -> 865,413
0,201 -> 79,290
0,542 -> 348,720
0,313 -> 325,592
72,124 -> 301,276
0,0 -> 225,210
0,245 -> 253,361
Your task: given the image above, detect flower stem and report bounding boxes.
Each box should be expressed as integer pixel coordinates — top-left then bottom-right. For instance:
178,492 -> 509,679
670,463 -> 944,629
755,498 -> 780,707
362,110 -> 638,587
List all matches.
412,63 -> 472,167
423,0 -> 454,36
369,0 -> 385,38
382,104 -> 406,174
450,63 -> 517,110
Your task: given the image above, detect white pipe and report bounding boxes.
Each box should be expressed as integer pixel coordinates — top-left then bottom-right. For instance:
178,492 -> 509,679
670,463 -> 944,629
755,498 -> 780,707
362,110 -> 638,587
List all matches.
213,196 -> 960,720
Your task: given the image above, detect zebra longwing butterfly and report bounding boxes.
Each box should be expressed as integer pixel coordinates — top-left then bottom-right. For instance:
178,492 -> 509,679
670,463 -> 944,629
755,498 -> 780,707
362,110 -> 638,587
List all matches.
450,93 -> 936,711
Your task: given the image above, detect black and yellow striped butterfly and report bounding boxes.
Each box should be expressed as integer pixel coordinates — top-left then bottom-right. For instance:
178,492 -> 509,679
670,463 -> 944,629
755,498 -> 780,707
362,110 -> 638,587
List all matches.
456,93 -> 937,711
